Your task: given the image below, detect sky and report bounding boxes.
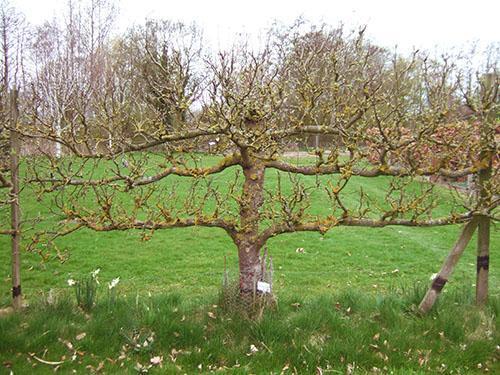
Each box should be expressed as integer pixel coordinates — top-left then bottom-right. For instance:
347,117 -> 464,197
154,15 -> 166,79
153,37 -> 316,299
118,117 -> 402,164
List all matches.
10,0 -> 500,54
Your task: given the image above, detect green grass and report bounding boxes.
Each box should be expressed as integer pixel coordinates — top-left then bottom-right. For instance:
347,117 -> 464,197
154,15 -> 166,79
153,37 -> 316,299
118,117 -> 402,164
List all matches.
0,153 -> 498,373
0,290 -> 498,374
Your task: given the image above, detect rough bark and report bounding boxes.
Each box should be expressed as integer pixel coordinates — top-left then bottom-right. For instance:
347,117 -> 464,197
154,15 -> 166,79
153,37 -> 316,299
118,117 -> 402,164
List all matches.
236,148 -> 266,295
418,217 -> 479,314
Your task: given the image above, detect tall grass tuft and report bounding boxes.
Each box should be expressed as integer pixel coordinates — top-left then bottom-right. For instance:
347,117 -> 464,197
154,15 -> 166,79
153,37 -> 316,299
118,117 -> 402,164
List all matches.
66,269 -> 101,312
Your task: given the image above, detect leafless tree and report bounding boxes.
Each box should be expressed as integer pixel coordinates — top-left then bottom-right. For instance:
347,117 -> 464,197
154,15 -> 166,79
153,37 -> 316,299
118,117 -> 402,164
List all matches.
29,0 -> 115,157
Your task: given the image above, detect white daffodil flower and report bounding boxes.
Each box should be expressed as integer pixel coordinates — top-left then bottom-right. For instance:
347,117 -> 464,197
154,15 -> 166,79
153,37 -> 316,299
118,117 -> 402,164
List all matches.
91,268 -> 101,278
108,277 -> 120,290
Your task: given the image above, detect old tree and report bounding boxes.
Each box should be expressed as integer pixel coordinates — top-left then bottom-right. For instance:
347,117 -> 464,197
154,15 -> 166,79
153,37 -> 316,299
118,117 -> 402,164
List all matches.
23,20 -> 498,310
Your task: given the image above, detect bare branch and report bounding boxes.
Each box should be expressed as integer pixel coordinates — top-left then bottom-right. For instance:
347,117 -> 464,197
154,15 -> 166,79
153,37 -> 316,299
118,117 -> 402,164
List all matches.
266,160 -> 481,179
260,212 -> 475,242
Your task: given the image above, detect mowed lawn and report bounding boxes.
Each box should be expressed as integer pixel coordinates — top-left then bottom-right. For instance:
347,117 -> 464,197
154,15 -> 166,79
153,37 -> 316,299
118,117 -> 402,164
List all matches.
0,154 -> 497,303
0,154 -> 498,374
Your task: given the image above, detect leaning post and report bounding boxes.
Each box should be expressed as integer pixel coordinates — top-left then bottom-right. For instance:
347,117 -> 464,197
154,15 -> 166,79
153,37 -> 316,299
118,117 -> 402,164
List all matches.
418,218 -> 479,314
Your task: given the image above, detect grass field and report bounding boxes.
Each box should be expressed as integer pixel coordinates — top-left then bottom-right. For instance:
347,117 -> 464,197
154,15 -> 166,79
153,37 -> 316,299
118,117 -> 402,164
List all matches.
0,154 -> 498,373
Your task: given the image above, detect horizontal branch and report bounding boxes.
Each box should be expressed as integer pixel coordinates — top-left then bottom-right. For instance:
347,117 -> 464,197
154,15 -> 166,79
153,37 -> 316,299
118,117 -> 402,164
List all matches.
132,153 -> 241,187
271,111 -> 365,138
32,153 -> 241,188
22,127 -> 225,159
275,125 -> 341,137
259,212 -> 474,243
266,160 -> 479,178
73,216 -> 238,237
118,128 -> 225,154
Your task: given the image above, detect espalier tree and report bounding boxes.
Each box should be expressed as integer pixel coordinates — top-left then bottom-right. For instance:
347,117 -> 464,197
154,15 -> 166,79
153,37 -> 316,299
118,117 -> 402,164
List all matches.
24,18 -> 498,311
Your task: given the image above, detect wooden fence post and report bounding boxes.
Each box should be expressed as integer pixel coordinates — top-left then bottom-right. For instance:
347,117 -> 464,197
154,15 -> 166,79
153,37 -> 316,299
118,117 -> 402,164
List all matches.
9,88 -> 22,310
418,218 -> 479,314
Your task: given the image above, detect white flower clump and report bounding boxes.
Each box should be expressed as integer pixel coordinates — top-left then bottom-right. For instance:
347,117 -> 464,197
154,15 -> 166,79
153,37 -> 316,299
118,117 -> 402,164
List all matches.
91,268 -> 101,278
108,277 -> 120,290
67,279 -> 77,286
91,268 -> 101,284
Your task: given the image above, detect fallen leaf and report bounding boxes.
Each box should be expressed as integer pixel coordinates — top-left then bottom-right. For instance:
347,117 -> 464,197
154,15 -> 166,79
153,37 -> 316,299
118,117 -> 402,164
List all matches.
75,333 -> 86,341
96,361 -> 104,372
281,363 -> 290,373
150,356 -> 163,366
376,352 -> 389,362
58,339 -> 73,351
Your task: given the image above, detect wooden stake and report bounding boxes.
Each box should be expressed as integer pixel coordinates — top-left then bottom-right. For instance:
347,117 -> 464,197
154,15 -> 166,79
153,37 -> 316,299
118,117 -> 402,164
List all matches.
9,89 -> 22,310
475,72 -> 495,306
418,218 -> 478,314
476,216 -> 489,305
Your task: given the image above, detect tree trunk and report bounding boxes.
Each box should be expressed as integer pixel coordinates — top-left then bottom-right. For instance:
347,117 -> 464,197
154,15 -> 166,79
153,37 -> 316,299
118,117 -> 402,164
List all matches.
237,243 -> 262,294
418,218 -> 478,314
237,149 -> 266,296
9,89 -> 22,310
55,118 -> 62,158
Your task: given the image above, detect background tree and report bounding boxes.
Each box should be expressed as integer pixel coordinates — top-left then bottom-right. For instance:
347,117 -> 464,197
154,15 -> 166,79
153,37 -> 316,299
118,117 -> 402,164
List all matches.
131,20 -> 205,133
0,0 -> 28,309
29,0 -> 115,157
